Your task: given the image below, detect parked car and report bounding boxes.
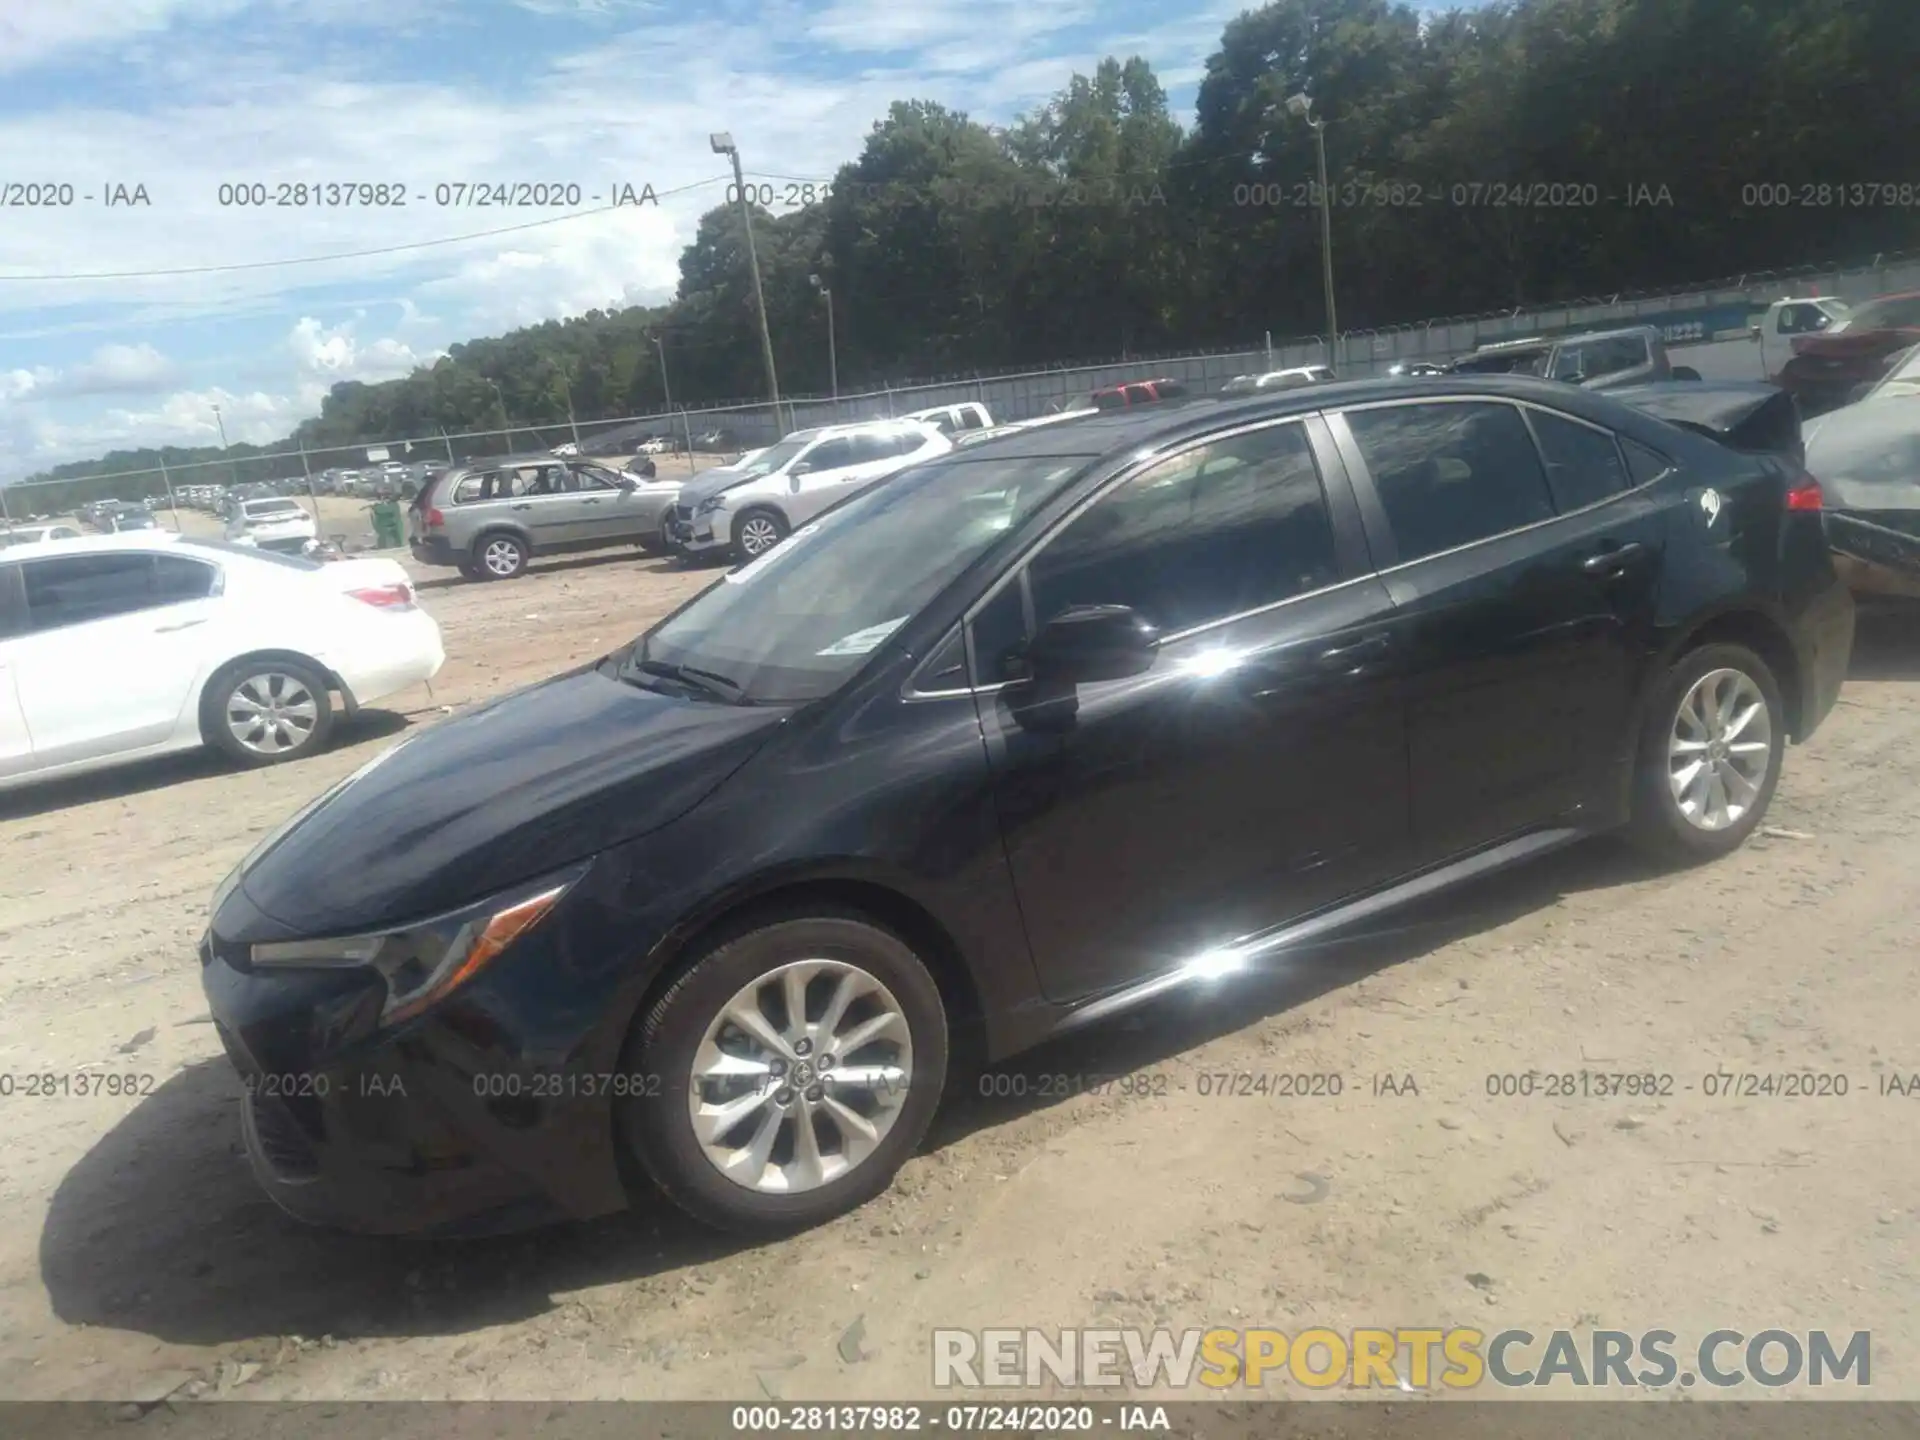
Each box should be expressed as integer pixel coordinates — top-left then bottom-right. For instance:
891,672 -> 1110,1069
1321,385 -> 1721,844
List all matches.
1751,295 -> 1852,382
0,523 -> 83,547
1388,361 -> 1448,378
201,373 -> 1852,1238
1219,366 -> 1334,395
0,532 -> 443,790
1858,342 -> 1920,402
1802,395 -> 1920,599
692,428 -> 740,453
665,420 -> 951,563
903,402 -> 994,435
1448,325 -> 1697,388
407,453 -> 682,581
1775,291 -> 1920,415
108,509 -> 160,532
1088,378 -> 1190,410
227,497 -> 319,556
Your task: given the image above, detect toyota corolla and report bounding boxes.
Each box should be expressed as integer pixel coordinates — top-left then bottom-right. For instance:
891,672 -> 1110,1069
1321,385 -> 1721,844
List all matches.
202,374 -> 1853,1237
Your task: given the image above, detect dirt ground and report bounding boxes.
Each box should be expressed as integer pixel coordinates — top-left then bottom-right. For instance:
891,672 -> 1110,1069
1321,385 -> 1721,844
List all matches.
2,539 -> 1919,1406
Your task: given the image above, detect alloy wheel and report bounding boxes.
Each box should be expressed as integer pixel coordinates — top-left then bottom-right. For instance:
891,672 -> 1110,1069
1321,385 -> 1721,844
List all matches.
226,672 -> 321,757
738,516 -> 782,556
688,959 -> 914,1194
483,537 -> 523,576
1667,666 -> 1773,832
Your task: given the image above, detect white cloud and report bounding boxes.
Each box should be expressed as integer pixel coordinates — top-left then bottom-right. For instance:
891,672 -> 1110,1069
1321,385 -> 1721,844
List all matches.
288,317 -> 431,384
0,0 -> 1264,477
0,342 -> 178,401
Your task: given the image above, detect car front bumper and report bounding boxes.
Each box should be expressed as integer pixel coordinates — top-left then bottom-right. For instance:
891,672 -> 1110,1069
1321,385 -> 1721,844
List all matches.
199,889 -> 631,1237
665,505 -> 729,554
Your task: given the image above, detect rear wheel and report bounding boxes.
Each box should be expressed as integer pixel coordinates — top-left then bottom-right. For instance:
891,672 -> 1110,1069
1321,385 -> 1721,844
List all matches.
1626,643 -> 1785,862
475,531 -> 529,580
615,910 -> 948,1235
732,507 -> 788,563
201,657 -> 336,767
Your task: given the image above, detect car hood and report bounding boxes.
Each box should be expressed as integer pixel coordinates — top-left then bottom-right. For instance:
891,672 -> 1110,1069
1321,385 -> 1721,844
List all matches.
1805,400 -> 1920,514
222,661 -> 791,940
676,463 -> 769,509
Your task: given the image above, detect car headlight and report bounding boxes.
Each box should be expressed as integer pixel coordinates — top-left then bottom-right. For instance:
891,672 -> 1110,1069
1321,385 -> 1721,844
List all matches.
694,494 -> 729,516
248,863 -> 587,1026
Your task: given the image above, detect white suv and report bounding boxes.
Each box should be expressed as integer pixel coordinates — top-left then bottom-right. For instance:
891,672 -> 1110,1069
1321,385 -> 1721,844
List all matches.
669,420 -> 951,562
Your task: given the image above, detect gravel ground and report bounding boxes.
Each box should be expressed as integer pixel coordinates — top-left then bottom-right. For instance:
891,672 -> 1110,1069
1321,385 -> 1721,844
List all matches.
2,542 -> 1918,1406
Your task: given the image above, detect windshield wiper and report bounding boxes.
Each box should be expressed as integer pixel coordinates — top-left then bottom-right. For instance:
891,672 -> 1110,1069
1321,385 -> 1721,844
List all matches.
632,657 -> 748,703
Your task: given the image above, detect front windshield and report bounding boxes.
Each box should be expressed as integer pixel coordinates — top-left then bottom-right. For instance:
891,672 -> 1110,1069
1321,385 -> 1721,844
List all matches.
631,450 -> 1095,703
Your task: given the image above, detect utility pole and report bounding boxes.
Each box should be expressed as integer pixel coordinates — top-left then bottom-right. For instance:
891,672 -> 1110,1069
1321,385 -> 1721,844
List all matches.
211,402 -> 239,486
810,273 -> 839,412
1285,93 -> 1339,370
710,132 -> 783,429
558,371 -> 582,448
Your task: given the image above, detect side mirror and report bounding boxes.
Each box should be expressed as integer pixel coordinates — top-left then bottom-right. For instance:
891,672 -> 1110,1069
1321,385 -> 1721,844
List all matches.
790,461 -> 814,478
1020,604 -> 1158,685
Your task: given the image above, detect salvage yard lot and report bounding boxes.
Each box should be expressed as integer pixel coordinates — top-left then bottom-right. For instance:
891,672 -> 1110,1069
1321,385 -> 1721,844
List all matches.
3,553 -> 1920,1403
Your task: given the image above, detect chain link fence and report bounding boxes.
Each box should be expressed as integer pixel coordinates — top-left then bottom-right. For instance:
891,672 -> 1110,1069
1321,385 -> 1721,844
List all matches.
10,243 -> 1919,536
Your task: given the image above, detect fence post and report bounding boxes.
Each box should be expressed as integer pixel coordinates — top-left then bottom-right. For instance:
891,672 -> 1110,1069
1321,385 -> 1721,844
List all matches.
296,442 -> 320,521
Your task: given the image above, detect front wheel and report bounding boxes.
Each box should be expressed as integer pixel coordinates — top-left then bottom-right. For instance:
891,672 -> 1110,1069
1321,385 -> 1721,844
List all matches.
201,657 -> 336,768
615,911 -> 949,1235
1626,643 -> 1786,863
731,507 -> 788,563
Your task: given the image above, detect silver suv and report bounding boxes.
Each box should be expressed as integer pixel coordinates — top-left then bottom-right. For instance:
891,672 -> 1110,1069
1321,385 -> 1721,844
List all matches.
407,453 -> 682,581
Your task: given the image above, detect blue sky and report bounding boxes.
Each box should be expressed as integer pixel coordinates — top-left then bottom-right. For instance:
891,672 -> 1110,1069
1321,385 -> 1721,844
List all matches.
0,0 -> 1469,480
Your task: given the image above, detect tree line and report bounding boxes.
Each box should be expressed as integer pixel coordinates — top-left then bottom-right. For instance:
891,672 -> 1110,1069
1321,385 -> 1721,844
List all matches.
18,0 -> 1919,506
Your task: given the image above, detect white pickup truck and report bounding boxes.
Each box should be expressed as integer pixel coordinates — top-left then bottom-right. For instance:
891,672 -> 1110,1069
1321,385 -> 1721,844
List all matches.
1749,295 -> 1851,381
226,497 -> 319,555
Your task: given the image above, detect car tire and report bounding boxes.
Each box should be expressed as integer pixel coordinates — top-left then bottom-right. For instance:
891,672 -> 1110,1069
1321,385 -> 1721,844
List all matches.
1671,365 -> 1703,382
474,530 -> 530,580
731,507 -> 788,563
615,908 -> 949,1236
1626,642 -> 1786,864
201,656 -> 337,768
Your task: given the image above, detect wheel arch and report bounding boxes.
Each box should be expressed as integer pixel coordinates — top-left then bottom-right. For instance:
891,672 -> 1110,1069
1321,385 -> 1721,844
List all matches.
1661,606 -> 1805,738
471,522 -> 536,557
194,647 -> 357,740
615,870 -> 987,1079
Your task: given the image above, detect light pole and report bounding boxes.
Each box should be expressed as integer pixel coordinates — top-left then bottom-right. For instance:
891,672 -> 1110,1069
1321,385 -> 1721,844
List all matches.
557,371 -> 582,449
810,272 -> 838,407
1285,92 -> 1339,371
211,402 -> 239,486
710,131 -> 783,431
482,377 -> 510,449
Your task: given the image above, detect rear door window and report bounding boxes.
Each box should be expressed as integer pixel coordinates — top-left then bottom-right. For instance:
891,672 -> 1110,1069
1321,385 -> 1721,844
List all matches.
1344,401 -> 1556,563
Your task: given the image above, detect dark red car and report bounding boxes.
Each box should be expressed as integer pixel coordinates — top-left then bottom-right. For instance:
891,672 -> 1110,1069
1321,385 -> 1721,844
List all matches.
1778,291 -> 1920,414
1089,377 -> 1190,410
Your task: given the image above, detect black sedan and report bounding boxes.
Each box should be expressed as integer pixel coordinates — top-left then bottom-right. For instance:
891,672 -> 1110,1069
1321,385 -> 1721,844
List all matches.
202,375 -> 1854,1237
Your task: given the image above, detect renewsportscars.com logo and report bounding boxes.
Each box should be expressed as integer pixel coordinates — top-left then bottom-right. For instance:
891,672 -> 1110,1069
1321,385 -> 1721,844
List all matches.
932,1327 -> 1871,1392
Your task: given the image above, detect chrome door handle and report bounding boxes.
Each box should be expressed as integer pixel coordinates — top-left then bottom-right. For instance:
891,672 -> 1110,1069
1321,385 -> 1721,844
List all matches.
155,618 -> 206,633
511,503 -> 532,510
1315,633 -> 1390,667
1582,541 -> 1647,576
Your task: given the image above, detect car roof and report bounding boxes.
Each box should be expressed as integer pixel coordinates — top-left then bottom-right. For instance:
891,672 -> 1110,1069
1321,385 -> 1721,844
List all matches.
0,530 -> 189,562
947,374 -> 1657,465
802,419 -> 933,440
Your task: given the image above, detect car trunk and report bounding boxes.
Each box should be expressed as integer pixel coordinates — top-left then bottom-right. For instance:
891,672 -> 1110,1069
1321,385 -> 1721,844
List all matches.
1803,400 -> 1920,598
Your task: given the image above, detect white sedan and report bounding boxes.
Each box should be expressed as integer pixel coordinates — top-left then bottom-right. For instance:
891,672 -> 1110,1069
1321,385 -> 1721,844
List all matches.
0,532 -> 444,792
